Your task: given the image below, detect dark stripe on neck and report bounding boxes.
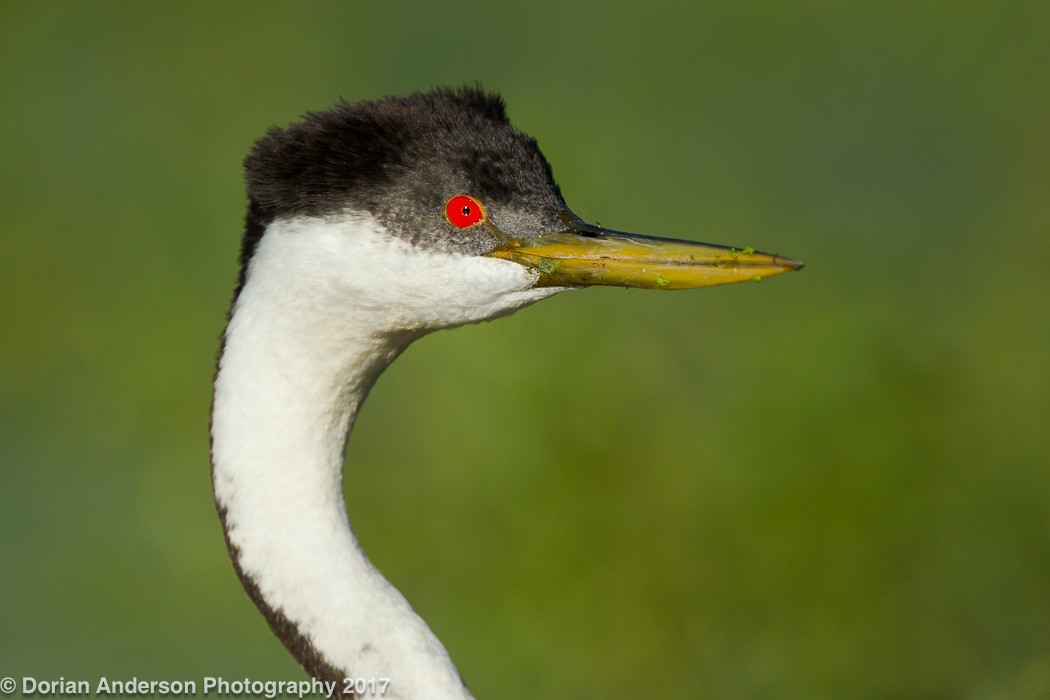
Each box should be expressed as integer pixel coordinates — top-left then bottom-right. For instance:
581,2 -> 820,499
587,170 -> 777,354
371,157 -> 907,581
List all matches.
213,501 -> 355,700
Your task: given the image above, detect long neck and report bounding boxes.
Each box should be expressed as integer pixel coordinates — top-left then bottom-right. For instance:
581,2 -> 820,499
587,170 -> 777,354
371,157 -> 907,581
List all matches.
210,224 -> 475,700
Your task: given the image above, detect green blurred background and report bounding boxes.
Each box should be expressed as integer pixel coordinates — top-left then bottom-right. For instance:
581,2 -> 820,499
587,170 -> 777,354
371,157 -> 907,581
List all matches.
2,2 -> 1048,698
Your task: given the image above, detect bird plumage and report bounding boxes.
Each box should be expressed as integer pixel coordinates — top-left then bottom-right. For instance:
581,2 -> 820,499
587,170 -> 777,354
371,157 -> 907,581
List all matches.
243,87 -> 565,262
212,86 -> 801,699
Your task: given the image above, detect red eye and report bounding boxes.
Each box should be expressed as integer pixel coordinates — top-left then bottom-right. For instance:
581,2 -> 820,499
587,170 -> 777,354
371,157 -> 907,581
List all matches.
444,194 -> 486,228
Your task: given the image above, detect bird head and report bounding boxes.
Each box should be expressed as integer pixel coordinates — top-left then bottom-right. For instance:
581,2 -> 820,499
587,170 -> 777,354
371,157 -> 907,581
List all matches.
238,86 -> 802,332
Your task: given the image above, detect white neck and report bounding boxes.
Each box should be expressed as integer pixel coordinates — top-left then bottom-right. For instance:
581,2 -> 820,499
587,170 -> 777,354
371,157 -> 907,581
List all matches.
211,215 -> 561,699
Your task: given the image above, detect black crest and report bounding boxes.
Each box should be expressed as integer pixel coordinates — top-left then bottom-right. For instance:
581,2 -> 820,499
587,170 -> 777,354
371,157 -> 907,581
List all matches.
237,86 -> 568,290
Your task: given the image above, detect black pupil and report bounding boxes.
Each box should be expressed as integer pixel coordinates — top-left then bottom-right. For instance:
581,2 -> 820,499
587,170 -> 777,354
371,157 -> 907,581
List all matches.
462,205 -> 472,216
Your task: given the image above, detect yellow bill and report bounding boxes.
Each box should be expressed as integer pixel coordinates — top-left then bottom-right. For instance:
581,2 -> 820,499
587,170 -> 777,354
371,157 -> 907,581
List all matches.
490,228 -> 804,289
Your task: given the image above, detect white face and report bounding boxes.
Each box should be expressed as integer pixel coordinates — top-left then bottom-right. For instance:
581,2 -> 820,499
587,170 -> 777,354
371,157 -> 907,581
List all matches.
243,213 -> 567,336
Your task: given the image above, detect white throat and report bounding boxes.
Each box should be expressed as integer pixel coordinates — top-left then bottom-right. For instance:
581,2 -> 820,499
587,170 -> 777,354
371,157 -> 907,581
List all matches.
211,214 -> 561,699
